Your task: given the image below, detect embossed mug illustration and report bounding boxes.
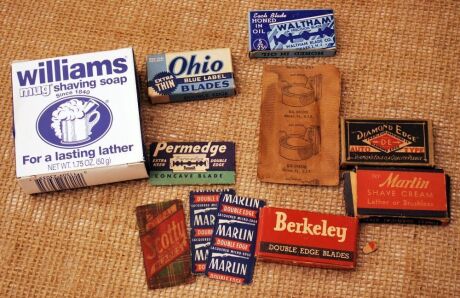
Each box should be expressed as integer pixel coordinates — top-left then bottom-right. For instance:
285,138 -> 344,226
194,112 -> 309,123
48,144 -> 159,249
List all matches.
281,74 -> 322,107
51,99 -> 100,144
279,126 -> 321,160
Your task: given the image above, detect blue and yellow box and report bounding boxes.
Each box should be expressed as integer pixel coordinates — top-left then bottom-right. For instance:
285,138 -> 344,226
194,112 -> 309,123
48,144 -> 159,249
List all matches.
147,48 -> 236,103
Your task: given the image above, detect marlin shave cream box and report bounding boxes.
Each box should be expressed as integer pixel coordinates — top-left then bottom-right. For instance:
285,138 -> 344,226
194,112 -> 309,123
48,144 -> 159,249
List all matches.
147,48 -> 236,103
11,48 -> 148,194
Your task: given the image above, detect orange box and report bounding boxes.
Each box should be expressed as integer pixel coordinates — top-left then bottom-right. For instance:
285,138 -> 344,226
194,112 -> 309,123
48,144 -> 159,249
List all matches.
344,168 -> 450,225
255,207 -> 359,269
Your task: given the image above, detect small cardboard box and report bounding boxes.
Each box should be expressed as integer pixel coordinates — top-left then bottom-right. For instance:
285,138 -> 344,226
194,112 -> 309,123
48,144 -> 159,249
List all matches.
248,9 -> 336,58
147,48 -> 235,103
343,168 -> 450,225
341,118 -> 435,167
256,206 -> 359,269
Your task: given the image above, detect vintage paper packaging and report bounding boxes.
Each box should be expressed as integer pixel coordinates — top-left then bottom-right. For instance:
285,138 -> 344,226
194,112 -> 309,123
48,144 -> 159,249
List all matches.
11,48 -> 148,194
205,192 -> 265,284
256,207 -> 359,269
258,64 -> 341,186
147,48 -> 235,103
343,168 -> 450,225
248,9 -> 336,58
341,118 -> 435,167
149,141 -> 236,185
189,189 -> 236,274
136,200 -> 195,289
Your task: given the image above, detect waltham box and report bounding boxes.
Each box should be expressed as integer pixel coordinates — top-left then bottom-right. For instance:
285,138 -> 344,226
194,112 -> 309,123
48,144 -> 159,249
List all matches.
248,9 -> 336,58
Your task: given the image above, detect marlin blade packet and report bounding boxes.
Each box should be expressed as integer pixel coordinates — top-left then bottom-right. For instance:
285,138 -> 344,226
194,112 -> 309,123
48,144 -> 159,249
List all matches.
256,207 -> 359,269
190,189 -> 236,274
205,193 -> 265,284
341,118 -> 435,167
248,9 -> 336,58
149,142 -> 236,185
343,168 -> 450,225
11,48 -> 148,194
147,48 -> 235,103
136,200 -> 194,289
258,65 -> 341,186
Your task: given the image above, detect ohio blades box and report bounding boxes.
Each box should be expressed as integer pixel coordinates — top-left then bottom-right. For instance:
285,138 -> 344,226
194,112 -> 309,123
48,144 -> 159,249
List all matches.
149,142 -> 236,185
256,207 -> 359,269
147,48 -> 236,103
248,9 -> 336,58
341,118 -> 435,167
11,48 -> 148,194
343,168 -> 450,225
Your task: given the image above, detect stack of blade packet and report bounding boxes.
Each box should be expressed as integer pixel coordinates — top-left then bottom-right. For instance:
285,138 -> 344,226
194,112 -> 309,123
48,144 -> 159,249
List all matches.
189,189 -> 265,285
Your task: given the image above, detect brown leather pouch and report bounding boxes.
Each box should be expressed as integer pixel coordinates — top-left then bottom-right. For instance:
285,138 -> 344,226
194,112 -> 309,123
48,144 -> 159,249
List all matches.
258,64 -> 341,186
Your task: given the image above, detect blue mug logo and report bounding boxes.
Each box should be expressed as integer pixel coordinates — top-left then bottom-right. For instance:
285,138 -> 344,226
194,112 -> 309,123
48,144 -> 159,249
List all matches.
36,95 -> 112,148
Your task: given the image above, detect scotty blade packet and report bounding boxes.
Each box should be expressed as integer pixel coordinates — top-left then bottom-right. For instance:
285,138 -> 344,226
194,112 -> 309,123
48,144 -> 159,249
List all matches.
136,200 -> 194,289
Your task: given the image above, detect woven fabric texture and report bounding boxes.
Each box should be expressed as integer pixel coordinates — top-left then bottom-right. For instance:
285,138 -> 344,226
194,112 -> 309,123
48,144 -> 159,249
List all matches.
1,0 -> 459,297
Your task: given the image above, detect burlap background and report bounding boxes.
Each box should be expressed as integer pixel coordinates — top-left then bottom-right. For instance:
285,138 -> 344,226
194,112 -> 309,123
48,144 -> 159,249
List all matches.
1,0 -> 459,297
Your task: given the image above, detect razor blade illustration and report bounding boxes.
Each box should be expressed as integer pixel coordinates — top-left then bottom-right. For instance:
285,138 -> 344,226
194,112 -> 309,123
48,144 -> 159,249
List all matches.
212,252 -> 247,260
195,242 -> 211,249
170,154 -> 210,172
194,207 -> 218,215
219,219 -> 254,226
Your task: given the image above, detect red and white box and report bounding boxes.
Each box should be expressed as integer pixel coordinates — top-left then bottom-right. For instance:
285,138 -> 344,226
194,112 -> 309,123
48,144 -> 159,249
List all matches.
343,168 -> 450,225
255,206 -> 359,269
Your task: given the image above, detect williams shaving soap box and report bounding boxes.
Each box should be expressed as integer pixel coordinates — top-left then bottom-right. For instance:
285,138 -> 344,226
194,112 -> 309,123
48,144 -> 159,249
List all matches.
147,48 -> 236,104
11,48 -> 148,194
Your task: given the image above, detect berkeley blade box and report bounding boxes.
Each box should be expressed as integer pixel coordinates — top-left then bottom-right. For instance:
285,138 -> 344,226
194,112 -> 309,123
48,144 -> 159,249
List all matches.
11,48 -> 148,194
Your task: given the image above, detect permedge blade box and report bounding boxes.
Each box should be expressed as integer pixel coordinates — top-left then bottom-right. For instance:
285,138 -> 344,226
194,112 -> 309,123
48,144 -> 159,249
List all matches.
147,48 -> 236,103
255,207 -> 359,269
343,168 -> 450,225
248,9 -> 336,58
341,118 -> 435,167
205,193 -> 265,284
189,189 -> 235,274
149,141 -> 236,185
11,48 -> 148,194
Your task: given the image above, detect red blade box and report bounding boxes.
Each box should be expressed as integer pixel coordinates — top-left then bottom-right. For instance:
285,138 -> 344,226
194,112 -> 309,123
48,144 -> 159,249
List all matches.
255,207 -> 359,269
343,168 -> 450,225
